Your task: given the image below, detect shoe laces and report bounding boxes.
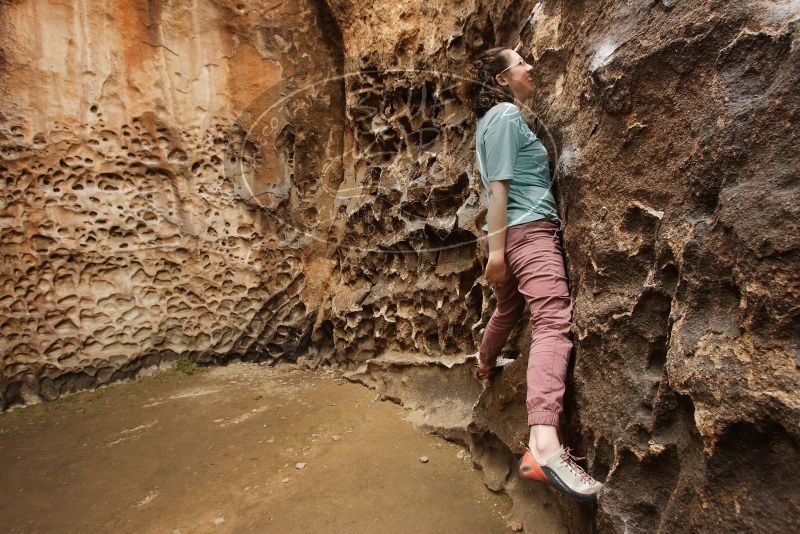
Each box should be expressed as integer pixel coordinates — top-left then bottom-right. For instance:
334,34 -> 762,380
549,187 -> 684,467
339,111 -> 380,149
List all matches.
560,447 -> 597,486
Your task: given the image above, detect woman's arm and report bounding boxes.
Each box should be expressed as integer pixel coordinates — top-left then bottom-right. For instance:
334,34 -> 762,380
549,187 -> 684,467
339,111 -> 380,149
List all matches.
485,180 -> 512,288
476,179 -> 512,376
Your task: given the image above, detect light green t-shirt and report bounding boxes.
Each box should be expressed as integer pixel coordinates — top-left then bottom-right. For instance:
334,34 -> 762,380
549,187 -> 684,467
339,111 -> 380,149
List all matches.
475,102 -> 560,232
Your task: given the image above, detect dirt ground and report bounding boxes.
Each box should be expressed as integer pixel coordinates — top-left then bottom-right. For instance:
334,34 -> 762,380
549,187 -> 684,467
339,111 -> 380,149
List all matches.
0,361 -> 554,533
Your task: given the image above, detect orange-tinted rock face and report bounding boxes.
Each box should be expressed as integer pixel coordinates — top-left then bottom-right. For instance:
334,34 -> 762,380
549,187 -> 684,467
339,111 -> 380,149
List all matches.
0,0 -> 344,404
2,0 -> 799,531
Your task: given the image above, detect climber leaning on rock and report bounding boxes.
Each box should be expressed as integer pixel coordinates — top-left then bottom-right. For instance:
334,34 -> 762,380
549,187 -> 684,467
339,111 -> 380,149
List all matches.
468,46 -> 603,502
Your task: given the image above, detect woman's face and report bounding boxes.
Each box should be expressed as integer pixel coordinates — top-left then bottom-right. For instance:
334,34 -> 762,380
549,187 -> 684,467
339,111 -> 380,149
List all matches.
495,49 -> 535,101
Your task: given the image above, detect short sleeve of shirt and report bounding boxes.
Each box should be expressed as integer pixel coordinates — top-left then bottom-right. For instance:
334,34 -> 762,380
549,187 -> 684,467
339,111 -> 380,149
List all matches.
483,104 -> 521,181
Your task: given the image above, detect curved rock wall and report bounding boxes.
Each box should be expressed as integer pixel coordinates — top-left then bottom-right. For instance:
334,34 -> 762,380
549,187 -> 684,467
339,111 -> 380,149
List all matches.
319,0 -> 800,532
0,0 -> 344,406
1,0 -> 798,531
520,3 -> 799,532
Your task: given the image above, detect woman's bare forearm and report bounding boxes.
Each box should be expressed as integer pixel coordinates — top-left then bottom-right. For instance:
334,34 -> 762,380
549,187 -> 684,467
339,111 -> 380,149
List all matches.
487,181 -> 510,260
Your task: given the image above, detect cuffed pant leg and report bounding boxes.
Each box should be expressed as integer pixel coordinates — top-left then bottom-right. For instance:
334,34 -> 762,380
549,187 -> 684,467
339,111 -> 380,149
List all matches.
525,295 -> 573,426
503,221 -> 574,428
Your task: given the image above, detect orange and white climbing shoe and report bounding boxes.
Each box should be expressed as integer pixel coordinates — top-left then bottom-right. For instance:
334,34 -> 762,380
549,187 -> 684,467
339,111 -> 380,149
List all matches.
518,445 -> 550,484
519,445 -> 603,502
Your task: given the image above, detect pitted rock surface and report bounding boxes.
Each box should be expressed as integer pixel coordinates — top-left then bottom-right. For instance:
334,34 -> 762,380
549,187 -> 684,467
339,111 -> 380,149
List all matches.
0,0 -> 345,404
1,1 -> 798,532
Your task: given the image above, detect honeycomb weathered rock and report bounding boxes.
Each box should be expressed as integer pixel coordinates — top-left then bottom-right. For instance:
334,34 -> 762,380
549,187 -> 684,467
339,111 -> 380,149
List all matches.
1,0 -> 798,532
319,1 -> 800,532
0,0 -> 344,405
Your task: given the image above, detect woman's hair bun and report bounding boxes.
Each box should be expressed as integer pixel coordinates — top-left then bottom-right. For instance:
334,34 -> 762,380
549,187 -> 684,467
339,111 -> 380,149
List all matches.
469,47 -> 516,118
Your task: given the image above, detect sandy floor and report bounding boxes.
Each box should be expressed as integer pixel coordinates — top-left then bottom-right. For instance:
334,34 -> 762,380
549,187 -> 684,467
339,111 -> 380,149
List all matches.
0,362 -> 524,533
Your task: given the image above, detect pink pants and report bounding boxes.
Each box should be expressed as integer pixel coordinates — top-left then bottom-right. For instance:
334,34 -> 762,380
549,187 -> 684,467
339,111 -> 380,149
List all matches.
479,219 -> 573,427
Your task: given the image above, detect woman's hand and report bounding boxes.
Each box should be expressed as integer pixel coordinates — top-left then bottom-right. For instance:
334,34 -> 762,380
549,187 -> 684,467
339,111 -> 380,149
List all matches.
474,363 -> 496,380
485,254 -> 512,288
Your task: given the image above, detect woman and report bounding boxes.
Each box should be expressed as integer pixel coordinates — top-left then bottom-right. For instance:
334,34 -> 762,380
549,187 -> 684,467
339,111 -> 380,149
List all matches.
470,47 -> 603,502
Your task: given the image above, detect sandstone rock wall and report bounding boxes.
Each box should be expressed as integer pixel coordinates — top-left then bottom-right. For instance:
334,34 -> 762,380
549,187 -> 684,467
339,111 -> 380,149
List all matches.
0,0 -> 344,406
1,0 -> 798,532
309,0 -> 553,371
519,3 -> 799,532
319,0 -> 800,532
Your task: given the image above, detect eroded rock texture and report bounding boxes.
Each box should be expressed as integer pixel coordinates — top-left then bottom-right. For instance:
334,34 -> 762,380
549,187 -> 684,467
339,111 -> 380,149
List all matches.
519,3 -> 800,532
321,1 -> 800,532
1,0 -> 798,532
0,0 -> 345,405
